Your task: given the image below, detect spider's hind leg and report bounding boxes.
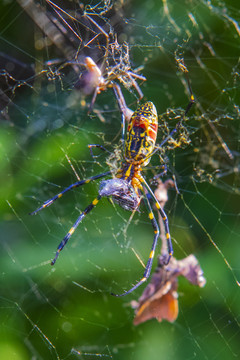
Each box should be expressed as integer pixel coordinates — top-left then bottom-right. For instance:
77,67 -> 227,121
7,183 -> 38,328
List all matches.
143,177 -> 173,265
51,195 -> 102,265
112,185 -> 161,297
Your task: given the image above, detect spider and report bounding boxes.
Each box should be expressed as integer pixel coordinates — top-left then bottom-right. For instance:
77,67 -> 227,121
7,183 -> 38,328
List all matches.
45,0 -> 145,115
30,94 -> 194,296
75,55 -> 142,119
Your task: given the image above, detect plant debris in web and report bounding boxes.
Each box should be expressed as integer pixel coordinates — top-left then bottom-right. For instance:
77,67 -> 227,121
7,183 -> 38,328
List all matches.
132,253 -> 206,325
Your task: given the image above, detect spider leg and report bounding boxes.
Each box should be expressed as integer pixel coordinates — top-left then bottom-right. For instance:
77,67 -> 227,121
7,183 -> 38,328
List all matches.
184,70 -> 195,117
184,93 -> 195,116
126,72 -> 144,99
112,83 -> 133,123
51,195 -> 102,265
143,177 -> 173,264
152,77 -> 195,154
84,13 -> 110,64
88,144 -> 111,158
112,83 -> 133,152
30,171 -> 110,215
152,165 -> 168,181
112,188 -> 160,297
88,86 -> 100,113
128,71 -> 146,82
112,83 -> 126,149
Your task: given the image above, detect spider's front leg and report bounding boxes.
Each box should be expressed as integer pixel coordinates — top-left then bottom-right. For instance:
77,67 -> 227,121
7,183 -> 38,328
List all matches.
30,171 -> 110,215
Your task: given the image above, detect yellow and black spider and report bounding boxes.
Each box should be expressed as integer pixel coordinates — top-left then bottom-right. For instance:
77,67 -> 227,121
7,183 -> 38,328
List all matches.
30,94 -> 194,296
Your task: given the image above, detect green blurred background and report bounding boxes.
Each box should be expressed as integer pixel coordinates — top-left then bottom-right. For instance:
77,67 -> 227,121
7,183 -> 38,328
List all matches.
0,0 -> 239,359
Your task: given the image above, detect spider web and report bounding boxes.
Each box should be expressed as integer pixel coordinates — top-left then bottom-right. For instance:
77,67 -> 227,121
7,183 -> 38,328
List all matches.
0,0 -> 240,359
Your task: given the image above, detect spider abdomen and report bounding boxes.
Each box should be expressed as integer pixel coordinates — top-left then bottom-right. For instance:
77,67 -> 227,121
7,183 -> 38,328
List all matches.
125,102 -> 158,167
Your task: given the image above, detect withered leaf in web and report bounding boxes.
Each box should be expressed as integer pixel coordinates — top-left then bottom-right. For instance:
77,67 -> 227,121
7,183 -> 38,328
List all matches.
132,254 -> 206,325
